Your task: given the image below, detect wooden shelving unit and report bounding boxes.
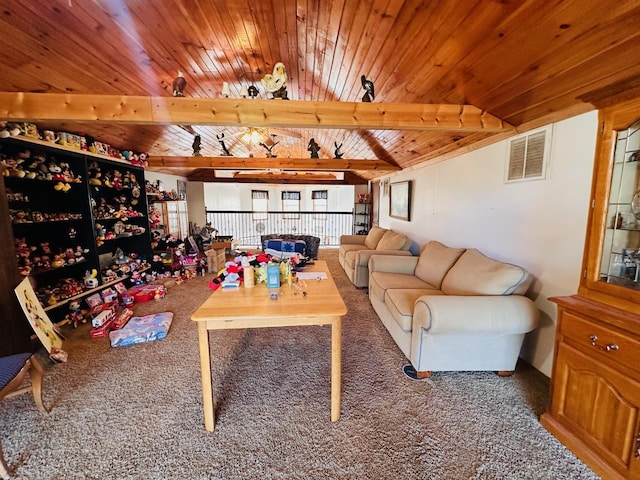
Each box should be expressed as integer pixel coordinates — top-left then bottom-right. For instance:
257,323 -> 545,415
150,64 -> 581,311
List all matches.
1,135 -> 152,323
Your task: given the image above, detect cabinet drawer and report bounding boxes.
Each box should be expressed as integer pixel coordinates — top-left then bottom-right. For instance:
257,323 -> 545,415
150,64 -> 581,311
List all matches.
561,311 -> 640,374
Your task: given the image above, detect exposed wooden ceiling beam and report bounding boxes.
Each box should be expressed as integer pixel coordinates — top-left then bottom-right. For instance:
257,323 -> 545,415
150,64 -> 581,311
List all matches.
0,92 -> 513,132
233,171 -> 338,181
147,156 -> 401,171
187,168 -> 368,185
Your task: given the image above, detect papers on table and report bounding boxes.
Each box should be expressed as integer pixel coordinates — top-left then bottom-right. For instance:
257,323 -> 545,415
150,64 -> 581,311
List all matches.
296,271 -> 328,280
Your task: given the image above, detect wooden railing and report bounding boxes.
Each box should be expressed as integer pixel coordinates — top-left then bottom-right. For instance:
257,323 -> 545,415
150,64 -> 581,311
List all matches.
205,210 -> 354,247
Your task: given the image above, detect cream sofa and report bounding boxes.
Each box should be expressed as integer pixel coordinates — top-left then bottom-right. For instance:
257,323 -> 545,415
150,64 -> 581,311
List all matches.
339,226 -> 413,287
368,240 -> 539,377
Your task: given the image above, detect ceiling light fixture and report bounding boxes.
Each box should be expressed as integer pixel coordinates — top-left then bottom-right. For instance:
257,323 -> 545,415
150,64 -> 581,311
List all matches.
241,128 -> 267,145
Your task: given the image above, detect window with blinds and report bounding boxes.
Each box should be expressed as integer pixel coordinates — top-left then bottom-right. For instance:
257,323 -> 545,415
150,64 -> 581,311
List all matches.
506,127 -> 551,182
312,190 -> 328,219
281,191 -> 301,219
251,190 -> 268,220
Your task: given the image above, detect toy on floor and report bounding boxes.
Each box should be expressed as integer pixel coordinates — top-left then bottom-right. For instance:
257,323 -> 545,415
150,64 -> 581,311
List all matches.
109,312 -> 174,347
65,300 -> 86,328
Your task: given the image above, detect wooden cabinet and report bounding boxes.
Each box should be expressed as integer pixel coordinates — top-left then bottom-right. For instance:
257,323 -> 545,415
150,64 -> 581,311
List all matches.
542,296 -> 640,480
542,97 -> 640,479
150,200 -> 188,240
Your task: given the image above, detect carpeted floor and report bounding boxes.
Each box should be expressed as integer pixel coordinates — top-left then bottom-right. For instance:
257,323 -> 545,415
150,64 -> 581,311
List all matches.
0,249 -> 599,479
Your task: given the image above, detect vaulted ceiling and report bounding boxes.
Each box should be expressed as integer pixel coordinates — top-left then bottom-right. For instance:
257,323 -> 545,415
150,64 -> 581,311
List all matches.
1,0 -> 640,184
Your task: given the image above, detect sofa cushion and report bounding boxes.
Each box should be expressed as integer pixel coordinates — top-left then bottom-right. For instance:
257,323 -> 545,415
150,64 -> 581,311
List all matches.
369,271 -> 435,303
414,241 -> 466,289
441,249 -> 530,296
364,226 -> 387,250
376,230 -> 410,250
385,288 -> 444,331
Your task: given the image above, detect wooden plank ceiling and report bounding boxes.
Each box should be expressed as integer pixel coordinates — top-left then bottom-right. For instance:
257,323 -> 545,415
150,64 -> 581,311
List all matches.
1,0 -> 640,184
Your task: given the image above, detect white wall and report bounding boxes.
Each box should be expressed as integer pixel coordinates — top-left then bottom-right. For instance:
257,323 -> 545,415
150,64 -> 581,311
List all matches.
186,181 -> 206,228
203,183 -> 356,211
376,111 -> 598,376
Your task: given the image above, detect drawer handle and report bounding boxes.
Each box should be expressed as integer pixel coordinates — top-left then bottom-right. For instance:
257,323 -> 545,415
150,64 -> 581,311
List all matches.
637,429 -> 640,459
589,335 -> 619,352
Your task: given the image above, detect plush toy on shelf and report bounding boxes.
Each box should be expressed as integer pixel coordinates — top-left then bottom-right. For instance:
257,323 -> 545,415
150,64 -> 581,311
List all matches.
149,205 -> 161,230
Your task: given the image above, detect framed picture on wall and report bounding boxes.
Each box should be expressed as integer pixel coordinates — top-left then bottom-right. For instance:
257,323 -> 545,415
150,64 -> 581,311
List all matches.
177,180 -> 187,200
389,180 -> 411,221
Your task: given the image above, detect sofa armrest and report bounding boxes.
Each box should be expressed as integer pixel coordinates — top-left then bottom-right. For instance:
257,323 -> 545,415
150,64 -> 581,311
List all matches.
340,235 -> 366,245
413,295 -> 539,334
368,254 -> 419,274
354,249 -> 412,267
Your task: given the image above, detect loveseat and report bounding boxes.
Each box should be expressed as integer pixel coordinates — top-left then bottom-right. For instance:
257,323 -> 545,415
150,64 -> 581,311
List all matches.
339,226 -> 413,287
368,240 -> 539,377
260,234 -> 320,260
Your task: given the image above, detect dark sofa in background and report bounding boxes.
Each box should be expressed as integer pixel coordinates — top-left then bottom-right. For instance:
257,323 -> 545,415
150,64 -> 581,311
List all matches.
260,234 -> 320,260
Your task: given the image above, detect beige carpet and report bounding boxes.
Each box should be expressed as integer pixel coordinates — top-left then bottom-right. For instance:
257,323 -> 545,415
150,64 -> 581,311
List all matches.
0,249 -> 599,479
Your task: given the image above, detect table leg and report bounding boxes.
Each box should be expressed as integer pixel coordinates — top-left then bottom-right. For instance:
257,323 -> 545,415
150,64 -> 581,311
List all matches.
197,322 -> 215,431
331,316 -> 342,422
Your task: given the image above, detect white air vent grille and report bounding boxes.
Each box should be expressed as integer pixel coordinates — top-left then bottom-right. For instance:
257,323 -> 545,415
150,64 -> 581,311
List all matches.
506,128 -> 550,182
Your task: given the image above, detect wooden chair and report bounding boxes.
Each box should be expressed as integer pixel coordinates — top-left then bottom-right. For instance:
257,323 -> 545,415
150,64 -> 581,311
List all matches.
0,353 -> 48,479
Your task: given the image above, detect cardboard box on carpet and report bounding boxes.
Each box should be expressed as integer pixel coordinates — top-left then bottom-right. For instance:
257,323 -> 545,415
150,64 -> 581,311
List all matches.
109,312 -> 173,347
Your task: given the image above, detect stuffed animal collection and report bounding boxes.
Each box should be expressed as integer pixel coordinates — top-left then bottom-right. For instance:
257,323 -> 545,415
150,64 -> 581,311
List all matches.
208,252 -> 273,291
87,162 -> 141,191
92,195 -> 145,220
1,148 -> 82,192
145,180 -> 182,200
0,121 -> 149,167
15,237 -> 88,277
7,193 -> 83,223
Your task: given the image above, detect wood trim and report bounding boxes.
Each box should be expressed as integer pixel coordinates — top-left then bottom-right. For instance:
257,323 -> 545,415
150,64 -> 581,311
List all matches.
147,156 -> 401,171
0,92 -> 514,132
187,169 -> 368,184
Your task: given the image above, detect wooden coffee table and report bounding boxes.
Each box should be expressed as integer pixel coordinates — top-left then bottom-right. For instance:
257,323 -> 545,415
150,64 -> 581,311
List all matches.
191,260 -> 348,431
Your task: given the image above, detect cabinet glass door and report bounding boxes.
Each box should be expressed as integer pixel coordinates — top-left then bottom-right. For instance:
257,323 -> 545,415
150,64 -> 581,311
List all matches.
601,118 -> 640,288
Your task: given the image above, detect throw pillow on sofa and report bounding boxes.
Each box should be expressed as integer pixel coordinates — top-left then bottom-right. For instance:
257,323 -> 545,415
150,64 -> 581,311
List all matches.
364,226 -> 387,250
414,241 -> 466,290
441,249 -> 531,296
376,230 -> 411,250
